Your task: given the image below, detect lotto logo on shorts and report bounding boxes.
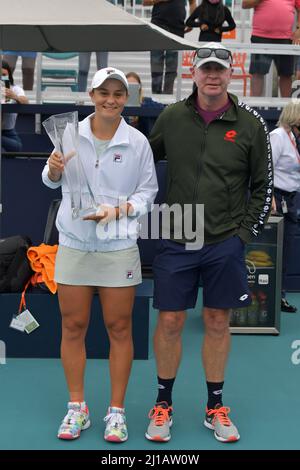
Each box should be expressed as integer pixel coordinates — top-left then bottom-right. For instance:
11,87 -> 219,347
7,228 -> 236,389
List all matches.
239,294 -> 249,301
113,154 -> 122,163
127,271 -> 133,279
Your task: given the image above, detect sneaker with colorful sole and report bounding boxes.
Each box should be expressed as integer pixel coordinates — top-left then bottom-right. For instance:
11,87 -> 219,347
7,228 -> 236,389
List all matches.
57,401 -> 90,440
104,406 -> 128,442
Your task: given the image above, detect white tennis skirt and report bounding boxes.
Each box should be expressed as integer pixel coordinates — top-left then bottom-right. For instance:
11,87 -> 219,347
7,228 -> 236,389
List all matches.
54,244 -> 142,287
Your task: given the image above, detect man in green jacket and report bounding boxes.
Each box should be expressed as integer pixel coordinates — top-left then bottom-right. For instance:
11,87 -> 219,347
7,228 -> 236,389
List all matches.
145,42 -> 273,443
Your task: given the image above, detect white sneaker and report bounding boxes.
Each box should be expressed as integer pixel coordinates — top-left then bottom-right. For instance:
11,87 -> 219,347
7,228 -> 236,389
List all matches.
57,401 -> 90,440
104,406 -> 128,442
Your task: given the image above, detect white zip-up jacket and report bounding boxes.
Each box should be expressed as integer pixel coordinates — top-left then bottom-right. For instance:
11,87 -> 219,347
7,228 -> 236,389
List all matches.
42,114 -> 158,252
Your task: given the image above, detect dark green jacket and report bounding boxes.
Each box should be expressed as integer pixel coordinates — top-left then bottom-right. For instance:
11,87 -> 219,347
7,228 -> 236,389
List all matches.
150,92 -> 273,244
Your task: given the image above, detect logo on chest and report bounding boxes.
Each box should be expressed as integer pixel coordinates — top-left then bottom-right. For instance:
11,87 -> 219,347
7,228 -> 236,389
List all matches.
224,130 -> 237,143
113,153 -> 123,163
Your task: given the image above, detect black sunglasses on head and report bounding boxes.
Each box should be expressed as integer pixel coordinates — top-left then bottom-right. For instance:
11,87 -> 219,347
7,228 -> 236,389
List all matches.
195,48 -> 232,61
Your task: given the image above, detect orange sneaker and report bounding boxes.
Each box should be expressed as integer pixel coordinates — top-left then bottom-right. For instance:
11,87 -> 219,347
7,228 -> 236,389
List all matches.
145,401 -> 173,442
204,404 -> 240,443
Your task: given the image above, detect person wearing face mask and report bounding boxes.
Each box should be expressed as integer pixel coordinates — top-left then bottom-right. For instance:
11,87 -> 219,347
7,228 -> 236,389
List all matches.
1,60 -> 29,153
185,0 -> 236,42
42,67 -> 158,443
270,100 -> 300,312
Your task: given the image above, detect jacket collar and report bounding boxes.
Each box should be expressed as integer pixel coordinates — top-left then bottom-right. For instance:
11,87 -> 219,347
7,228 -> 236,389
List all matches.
185,90 -> 239,122
79,113 -> 130,146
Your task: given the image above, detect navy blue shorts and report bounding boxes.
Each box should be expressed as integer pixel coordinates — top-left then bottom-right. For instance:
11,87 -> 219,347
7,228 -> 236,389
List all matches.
153,235 -> 251,311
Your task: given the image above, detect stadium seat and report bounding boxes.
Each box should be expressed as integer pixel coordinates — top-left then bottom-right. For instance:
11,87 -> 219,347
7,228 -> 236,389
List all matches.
41,53 -> 79,91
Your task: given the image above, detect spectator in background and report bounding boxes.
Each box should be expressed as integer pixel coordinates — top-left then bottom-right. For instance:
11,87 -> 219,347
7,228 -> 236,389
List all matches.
186,0 -> 236,43
77,0 -> 117,91
125,71 -> 165,136
270,100 -> 300,312
242,0 -> 300,97
1,61 -> 29,153
78,52 -> 109,91
143,0 -> 197,94
3,51 -> 37,90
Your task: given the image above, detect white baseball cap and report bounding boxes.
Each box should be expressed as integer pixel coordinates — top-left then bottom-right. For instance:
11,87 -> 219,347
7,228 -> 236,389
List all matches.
193,42 -> 233,69
90,67 -> 129,91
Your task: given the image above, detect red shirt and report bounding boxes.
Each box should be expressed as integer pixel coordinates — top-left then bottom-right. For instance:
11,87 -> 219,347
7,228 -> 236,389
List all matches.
195,97 -> 232,125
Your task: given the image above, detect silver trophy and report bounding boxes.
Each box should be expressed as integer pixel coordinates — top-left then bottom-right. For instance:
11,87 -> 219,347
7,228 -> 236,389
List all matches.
43,111 -> 97,218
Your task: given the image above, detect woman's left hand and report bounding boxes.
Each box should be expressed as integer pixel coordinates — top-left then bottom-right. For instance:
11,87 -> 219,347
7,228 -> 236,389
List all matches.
200,23 -> 209,31
4,88 -> 18,101
83,205 -> 118,224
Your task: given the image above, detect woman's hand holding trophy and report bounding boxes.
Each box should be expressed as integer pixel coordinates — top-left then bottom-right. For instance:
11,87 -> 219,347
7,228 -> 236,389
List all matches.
48,151 -> 65,182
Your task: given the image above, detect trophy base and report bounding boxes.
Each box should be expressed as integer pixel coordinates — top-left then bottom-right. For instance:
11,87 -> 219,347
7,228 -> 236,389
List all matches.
72,206 -> 98,219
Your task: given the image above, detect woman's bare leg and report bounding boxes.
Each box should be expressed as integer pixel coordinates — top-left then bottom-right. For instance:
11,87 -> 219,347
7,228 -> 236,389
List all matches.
98,286 -> 135,408
58,284 -> 94,402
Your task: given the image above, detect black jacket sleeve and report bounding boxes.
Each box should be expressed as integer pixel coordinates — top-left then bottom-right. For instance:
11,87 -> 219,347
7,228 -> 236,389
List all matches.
185,6 -> 202,28
148,109 -> 167,163
220,6 -> 236,33
237,119 -> 273,244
